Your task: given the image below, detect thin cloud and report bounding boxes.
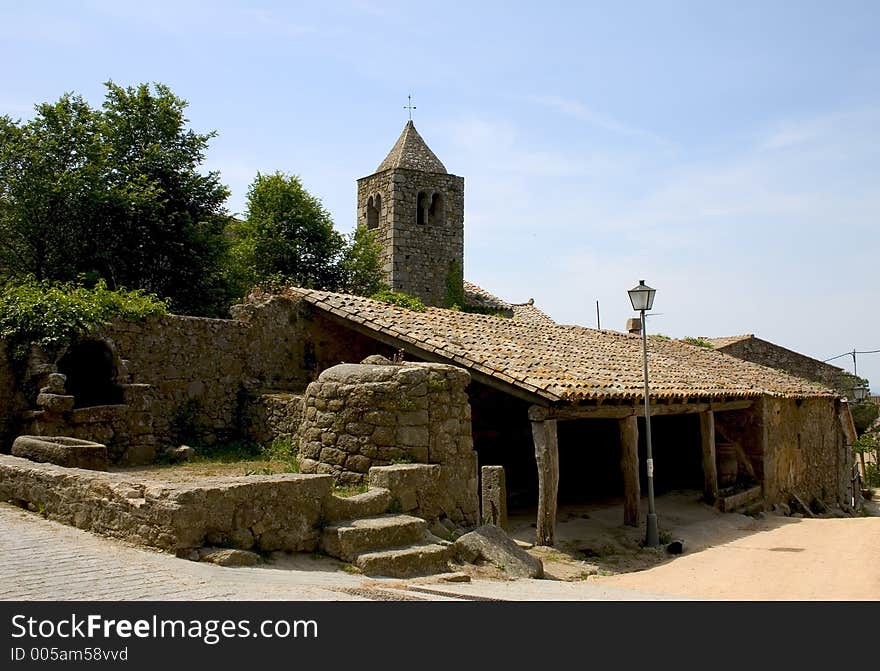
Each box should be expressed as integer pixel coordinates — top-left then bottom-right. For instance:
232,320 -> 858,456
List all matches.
530,94 -> 674,148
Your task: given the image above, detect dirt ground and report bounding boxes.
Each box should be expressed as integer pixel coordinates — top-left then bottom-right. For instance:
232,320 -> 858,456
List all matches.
112,459 -> 295,482
508,490 -> 880,600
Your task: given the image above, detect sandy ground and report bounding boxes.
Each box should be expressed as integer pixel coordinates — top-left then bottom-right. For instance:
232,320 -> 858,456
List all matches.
592,515 -> 880,600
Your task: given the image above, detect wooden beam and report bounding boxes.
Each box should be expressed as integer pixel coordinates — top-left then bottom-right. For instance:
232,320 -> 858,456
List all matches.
531,414 -> 559,547
700,410 -> 719,503
619,415 -> 640,527
552,398 -> 755,421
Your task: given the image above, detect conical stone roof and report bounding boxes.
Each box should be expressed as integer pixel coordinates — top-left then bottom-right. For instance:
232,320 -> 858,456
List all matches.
376,121 -> 447,174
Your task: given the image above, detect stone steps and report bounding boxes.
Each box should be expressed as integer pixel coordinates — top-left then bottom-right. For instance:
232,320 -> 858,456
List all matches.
320,514 -> 427,562
324,487 -> 392,522
355,540 -> 454,578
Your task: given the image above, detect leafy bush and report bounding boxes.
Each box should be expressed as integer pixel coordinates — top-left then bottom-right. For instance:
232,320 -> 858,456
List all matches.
0,278 -> 168,360
370,290 -> 426,312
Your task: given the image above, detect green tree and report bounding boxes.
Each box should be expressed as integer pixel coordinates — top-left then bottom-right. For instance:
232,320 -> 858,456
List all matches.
851,401 -> 879,435
338,226 -> 387,296
231,172 -> 346,291
0,82 -> 233,316
0,95 -> 103,280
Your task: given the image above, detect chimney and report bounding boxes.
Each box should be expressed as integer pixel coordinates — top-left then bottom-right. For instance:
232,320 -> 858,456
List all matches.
626,317 -> 642,335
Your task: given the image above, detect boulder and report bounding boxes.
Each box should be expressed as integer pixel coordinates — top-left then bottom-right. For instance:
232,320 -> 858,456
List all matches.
198,547 -> 261,567
169,445 -> 194,463
454,525 -> 543,579
11,435 -> 109,471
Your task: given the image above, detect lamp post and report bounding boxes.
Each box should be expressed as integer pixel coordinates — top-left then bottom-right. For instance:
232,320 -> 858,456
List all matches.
628,280 -> 659,548
853,385 -> 868,403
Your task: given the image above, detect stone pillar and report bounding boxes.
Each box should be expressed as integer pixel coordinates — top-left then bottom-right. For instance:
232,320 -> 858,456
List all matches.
618,415 -> 640,527
529,408 -> 558,547
700,409 -> 719,503
481,465 -> 508,529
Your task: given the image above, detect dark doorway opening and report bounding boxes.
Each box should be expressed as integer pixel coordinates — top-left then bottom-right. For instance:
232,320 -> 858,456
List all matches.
468,381 -> 537,510
557,419 -> 623,504
638,414 -> 703,495
57,340 -> 123,408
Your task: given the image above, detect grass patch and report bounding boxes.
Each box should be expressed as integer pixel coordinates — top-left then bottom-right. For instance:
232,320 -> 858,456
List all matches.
159,438 -> 301,476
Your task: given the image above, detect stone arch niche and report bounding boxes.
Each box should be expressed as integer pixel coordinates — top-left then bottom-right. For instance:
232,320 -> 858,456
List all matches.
57,339 -> 123,408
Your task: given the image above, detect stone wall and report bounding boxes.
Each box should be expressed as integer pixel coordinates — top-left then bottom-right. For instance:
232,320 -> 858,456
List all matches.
0,454 -> 333,554
357,168 -> 464,307
1,294 -> 389,464
763,397 -> 848,506
244,393 -> 305,445
299,359 -> 478,523
718,338 -> 854,397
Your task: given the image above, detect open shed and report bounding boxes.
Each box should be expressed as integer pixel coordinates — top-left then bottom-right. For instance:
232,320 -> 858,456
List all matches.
287,289 -> 855,545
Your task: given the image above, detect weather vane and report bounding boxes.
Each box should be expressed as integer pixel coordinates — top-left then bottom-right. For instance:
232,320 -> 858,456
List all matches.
404,94 -> 416,120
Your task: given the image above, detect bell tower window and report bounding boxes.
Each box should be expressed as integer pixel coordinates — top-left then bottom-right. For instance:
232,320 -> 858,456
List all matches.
428,192 -> 445,226
417,191 -> 429,225
367,195 -> 381,230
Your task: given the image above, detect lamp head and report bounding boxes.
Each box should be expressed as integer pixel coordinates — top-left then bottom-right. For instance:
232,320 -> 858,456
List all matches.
628,280 -> 656,312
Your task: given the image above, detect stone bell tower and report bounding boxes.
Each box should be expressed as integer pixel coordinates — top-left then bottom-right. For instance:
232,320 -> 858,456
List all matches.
357,121 -> 464,307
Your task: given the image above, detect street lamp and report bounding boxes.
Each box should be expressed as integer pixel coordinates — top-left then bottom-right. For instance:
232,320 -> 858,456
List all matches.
853,385 -> 868,402
628,280 -> 659,548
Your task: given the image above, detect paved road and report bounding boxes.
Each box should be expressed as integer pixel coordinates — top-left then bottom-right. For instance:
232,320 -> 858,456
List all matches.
0,503 -> 669,601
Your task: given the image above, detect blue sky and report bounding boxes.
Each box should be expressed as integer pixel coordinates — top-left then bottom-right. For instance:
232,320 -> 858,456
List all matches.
3,1 -> 879,390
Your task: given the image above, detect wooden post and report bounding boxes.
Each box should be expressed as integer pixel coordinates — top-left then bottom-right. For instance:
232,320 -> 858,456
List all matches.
531,416 -> 559,546
619,415 -> 640,527
700,410 -> 719,503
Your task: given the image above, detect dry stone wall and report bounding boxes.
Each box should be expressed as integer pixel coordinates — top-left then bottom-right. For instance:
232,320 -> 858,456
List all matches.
245,393 -> 304,445
718,338 -> 854,397
1,294 -> 388,464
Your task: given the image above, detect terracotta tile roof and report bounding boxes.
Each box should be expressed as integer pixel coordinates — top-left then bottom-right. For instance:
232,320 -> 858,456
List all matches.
288,289 -> 835,404
463,280 -> 556,325
462,280 -> 511,311
511,302 -> 556,326
706,334 -> 754,349
376,121 -> 447,174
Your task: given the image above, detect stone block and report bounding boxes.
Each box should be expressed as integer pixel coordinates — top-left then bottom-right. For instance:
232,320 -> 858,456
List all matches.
40,373 -> 67,394
36,393 -> 75,413
481,465 -> 508,529
396,426 -> 429,447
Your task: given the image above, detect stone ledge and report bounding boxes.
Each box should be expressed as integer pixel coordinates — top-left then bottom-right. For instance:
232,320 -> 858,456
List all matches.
0,454 -> 333,555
